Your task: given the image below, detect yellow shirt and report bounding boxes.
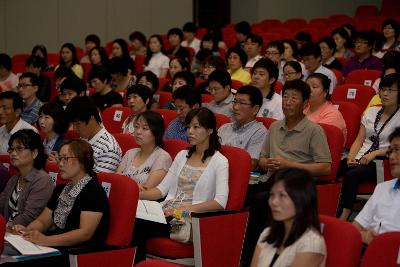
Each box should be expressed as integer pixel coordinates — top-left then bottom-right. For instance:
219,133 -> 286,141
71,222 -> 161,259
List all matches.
366,95 -> 382,110
228,67 -> 251,85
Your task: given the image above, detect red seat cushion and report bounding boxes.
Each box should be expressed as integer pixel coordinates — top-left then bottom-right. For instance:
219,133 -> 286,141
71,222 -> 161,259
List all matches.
146,238 -> 194,258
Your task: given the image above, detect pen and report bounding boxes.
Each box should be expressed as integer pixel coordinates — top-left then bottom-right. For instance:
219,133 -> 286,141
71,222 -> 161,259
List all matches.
377,222 -> 382,234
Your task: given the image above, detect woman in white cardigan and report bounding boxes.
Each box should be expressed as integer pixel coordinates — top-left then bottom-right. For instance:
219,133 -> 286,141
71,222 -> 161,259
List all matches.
133,107 -> 229,262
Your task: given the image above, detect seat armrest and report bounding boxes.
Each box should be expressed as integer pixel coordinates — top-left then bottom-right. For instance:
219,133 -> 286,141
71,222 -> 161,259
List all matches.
191,209 -> 247,218
69,247 -> 136,267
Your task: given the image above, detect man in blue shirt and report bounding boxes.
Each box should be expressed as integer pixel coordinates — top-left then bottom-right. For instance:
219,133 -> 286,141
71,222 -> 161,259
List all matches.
164,85 -> 201,142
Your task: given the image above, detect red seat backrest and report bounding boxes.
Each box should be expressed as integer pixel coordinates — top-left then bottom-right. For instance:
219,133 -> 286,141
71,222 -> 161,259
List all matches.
135,54 -> 146,74
155,92 -> 173,109
256,117 -> 276,129
44,161 -> 68,186
0,215 -> 5,254
64,130 -> 80,140
201,94 -> 213,104
215,113 -> 231,129
333,101 -> 362,150
112,133 -> 139,156
153,109 -> 177,129
231,80 -> 243,90
331,84 -> 376,111
361,231 -> 400,267
344,69 -> 381,86
136,259 -> 183,267
163,139 -> 189,159
101,106 -> 132,134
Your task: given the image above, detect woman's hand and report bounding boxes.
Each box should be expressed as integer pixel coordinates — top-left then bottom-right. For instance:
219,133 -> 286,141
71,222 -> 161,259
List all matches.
164,208 -> 174,217
22,230 -> 49,246
359,153 -> 375,165
347,157 -> 359,167
48,151 -> 58,162
138,184 -> 148,192
12,224 -> 28,234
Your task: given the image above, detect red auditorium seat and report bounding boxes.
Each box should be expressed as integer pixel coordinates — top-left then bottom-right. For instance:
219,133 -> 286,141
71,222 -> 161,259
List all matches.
344,69 -> 381,86
12,54 -> 31,64
101,106 -> 132,134
360,232 -> 400,267
215,113 -> 230,129
0,215 -> 5,254
331,69 -> 343,85
155,92 -> 173,109
283,18 -> 308,31
355,5 -> 379,17
332,101 -> 362,150
201,94 -> 213,104
260,19 -> 282,30
331,84 -> 376,111
153,109 -> 177,129
256,117 -> 276,129
136,260 -> 183,267
112,133 -> 138,155
135,54 -> 145,74
163,139 -> 189,159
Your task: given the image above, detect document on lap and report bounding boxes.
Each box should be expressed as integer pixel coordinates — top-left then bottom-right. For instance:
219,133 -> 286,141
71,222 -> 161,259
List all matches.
136,200 -> 167,224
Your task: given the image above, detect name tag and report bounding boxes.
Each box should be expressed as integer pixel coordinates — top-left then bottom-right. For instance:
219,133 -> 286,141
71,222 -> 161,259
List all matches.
113,110 -> 123,122
101,182 -> 112,198
364,80 -> 372,86
49,172 -> 58,185
347,88 -> 357,99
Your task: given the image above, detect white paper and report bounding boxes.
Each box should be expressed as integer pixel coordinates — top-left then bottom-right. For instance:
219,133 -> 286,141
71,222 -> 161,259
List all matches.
136,200 -> 167,224
4,233 -> 59,256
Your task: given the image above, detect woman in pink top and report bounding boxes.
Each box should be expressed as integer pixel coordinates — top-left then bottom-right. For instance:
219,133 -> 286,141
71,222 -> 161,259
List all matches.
305,73 -> 347,144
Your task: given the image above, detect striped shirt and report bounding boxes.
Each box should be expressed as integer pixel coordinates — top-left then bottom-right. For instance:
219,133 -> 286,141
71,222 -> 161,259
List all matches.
164,118 -> 189,142
8,184 -> 20,221
21,98 -> 42,125
87,128 -> 122,173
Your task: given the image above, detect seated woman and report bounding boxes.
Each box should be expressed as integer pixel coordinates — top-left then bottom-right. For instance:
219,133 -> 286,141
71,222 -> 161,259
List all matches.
282,61 -> 303,84
110,38 -> 135,74
331,27 -> 354,59
338,73 -> 400,220
144,35 -> 170,78
89,46 -> 110,68
13,139 -> 110,265
226,46 -> 251,85
32,44 -> 52,71
38,102 -> 69,161
197,55 -> 227,93
250,168 -> 326,267
0,129 -> 53,227
162,57 -> 190,92
164,70 -> 196,110
117,111 -> 172,190
121,84 -> 153,135
304,73 -> 347,144
129,31 -> 147,58
55,43 -> 84,79
109,56 -> 136,91
319,36 -> 343,71
134,107 -> 229,262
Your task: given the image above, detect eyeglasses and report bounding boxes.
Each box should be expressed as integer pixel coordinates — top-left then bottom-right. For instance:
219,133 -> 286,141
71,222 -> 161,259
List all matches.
265,51 -> 280,56
354,40 -> 369,45
284,71 -> 299,77
387,146 -> 400,157
56,156 -> 78,163
379,87 -> 398,94
17,84 -> 33,89
7,146 -> 30,154
232,100 -> 253,106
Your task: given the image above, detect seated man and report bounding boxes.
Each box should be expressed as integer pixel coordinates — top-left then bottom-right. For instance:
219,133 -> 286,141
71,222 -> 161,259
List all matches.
25,55 -> 51,102
301,42 -> 337,94
265,40 -> 285,84
352,127 -> 400,244
181,22 -> 201,54
244,33 -> 263,70
18,72 -> 42,125
164,86 -> 201,142
342,30 -> 383,78
251,58 -> 284,120
0,91 -> 37,154
203,69 -> 234,119
218,85 -> 267,170
88,66 -> 123,111
234,21 -> 251,49
65,96 -> 122,173
59,74 -> 86,107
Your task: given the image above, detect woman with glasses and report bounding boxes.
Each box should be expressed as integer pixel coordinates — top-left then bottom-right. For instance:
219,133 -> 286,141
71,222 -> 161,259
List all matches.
13,139 -> 109,266
283,61 -> 303,84
0,129 -> 53,227
338,73 -> 400,220
133,107 -> 229,262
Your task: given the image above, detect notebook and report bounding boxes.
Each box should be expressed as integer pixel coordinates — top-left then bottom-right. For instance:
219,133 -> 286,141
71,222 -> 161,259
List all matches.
136,200 -> 167,224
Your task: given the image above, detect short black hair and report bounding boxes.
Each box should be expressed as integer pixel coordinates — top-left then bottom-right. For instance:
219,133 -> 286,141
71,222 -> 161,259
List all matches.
19,72 -> 40,87
389,127 -> 400,142
38,102 -> 69,135
208,69 -> 232,88
295,31 -> 312,44
236,85 -> 263,107
88,66 -> 111,84
379,73 -> 400,104
300,42 -> 322,58
283,61 -> 303,75
65,96 -> 101,124
25,55 -> 45,69
182,22 -> 197,33
136,71 -> 159,93
355,30 -> 375,47
0,53 -> 12,71
126,84 -> 153,110
246,33 -> 263,46
168,28 -> 184,40
129,31 -> 147,46
171,71 -> 196,88
267,40 -> 285,55
54,66 -> 76,80
235,21 -> 251,35
9,129 -> 47,169
85,34 -> 101,47
0,91 -> 24,111
282,79 -> 311,102
172,85 -> 202,107
382,18 -> 400,39
282,39 -> 300,59
252,58 -> 279,89
136,111 -> 165,148
109,56 -> 129,76
60,75 -> 87,95
226,46 -> 248,67
318,36 -> 336,53
202,55 -> 226,70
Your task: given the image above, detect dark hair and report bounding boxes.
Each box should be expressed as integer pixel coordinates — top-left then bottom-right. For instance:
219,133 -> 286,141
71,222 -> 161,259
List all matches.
283,61 -> 303,78
267,40 -> 285,55
306,73 -> 331,100
145,35 -> 166,66
85,34 -> 101,47
19,72 -> 40,87
0,53 -> 12,71
246,33 -> 263,46
235,21 -> 251,35
355,30 -> 375,47
168,28 -> 184,41
342,24 -> 357,41
282,39 -> 300,59
202,55 -> 226,70
236,85 -> 263,107
182,22 -> 197,33
382,50 -> 400,69
283,79 -> 311,101
331,27 -> 354,48
263,168 -> 321,248
136,71 -> 159,93
295,32 -> 312,44
300,42 -> 321,58
109,56 -> 129,76
170,57 -> 190,72
88,66 -> 111,85
9,129 -> 47,169
129,31 -> 147,46
171,71 -> 196,88
38,102 -> 69,135
65,96 -> 101,124
0,91 -> 23,111
112,38 -> 131,59
60,75 -> 87,95
226,46 -> 248,67
59,139 -> 97,180
208,69 -> 232,87
25,55 -> 45,69
59,43 -> 79,66
252,58 -> 279,89
185,108 -> 221,162
31,45 -> 48,68
389,127 -> 400,142
126,84 -> 153,110
382,18 -> 400,40
172,85 -> 202,107
54,66 -> 76,80
318,36 -> 336,55
89,46 -> 110,67
136,111 -> 165,148
201,33 -> 219,52
379,73 -> 400,104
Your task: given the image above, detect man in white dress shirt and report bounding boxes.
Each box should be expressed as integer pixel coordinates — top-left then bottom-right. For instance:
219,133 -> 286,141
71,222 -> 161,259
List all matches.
244,33 -> 263,70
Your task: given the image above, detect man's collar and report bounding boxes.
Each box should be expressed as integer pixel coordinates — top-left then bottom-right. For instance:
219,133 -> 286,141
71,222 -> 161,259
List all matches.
394,179 -> 400,190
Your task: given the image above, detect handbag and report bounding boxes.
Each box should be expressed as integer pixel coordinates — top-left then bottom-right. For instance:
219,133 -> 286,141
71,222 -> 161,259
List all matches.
169,218 -> 192,243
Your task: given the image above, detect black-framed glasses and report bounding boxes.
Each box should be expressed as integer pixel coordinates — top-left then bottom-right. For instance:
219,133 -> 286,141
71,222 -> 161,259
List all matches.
379,87 -> 398,94
7,146 -> 30,154
56,156 -> 78,163
16,84 -> 33,89
284,71 -> 299,77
